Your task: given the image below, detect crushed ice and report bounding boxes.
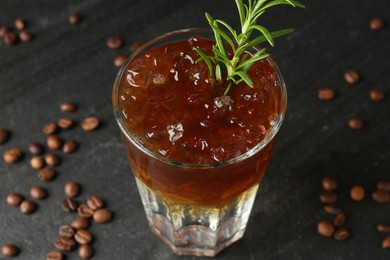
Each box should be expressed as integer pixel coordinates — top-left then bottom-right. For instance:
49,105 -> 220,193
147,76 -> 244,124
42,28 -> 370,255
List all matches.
167,122 -> 184,142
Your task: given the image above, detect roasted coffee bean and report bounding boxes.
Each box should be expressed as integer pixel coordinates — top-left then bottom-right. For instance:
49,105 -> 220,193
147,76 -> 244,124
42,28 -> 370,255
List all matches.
43,122 -> 58,135
377,224 -> 390,234
58,118 -> 74,129
3,148 -> 22,163
20,199 -> 37,214
348,117 -> 363,129
60,102 -> 77,112
45,153 -> 60,166
317,221 -> 335,237
6,193 -> 24,207
68,13 -> 82,25
372,190 -> 390,203
322,177 -> 337,191
30,186 -> 47,200
318,87 -> 335,101
334,228 -> 350,241
93,208 -> 112,224
19,31 -> 32,42
344,70 -> 360,84
129,41 -> 144,52
114,55 -> 128,68
59,225 -> 75,238
75,230 -> 93,244
107,36 -> 123,49
4,31 -> 17,44
0,26 -> 8,38
324,205 -> 341,215
14,19 -> 25,30
87,196 -> 104,210
1,244 -> 19,257
79,244 -> 93,259
46,250 -> 63,260
320,192 -> 337,204
62,198 -> 78,212
47,135 -> 62,150
38,167 -> 56,181
382,236 -> 390,249
28,143 -> 44,155
54,237 -> 76,251
78,204 -> 94,218
369,88 -> 385,102
71,217 -> 90,230
63,140 -> 78,154
64,181 -> 81,198
30,156 -> 45,169
0,128 -> 10,144
81,117 -> 100,131
370,18 -> 384,30
350,185 -> 365,201
333,212 -> 346,227
377,181 -> 390,192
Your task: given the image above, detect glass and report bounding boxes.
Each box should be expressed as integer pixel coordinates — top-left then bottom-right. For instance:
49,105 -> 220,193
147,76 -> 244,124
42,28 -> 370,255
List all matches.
112,29 -> 287,257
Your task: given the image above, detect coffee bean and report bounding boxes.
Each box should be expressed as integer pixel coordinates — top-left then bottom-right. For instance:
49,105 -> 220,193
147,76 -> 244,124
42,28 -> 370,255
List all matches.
350,185 -> 365,201
382,236 -> 390,249
71,217 -> 90,230
87,196 -> 104,211
369,88 -> 385,102
129,41 -> 144,52
30,156 -> 45,169
54,237 -> 76,251
348,117 -> 363,129
4,31 -> 17,44
64,181 -> 81,198
81,117 -> 100,131
20,199 -> 37,214
377,224 -> 390,234
14,19 -> 25,30
28,143 -> 44,155
60,102 -> 77,112
0,26 -> 8,38
93,208 -> 112,224
19,31 -> 32,42
63,140 -> 78,154
78,204 -> 94,218
333,212 -> 346,227
59,225 -> 75,238
372,190 -> 390,203
45,153 -> 60,166
6,193 -> 24,207
107,36 -> 123,49
58,118 -> 74,129
370,18 -> 384,30
43,122 -> 58,135
75,230 -> 93,244
324,205 -> 341,215
377,181 -> 390,192
0,128 -> 10,144
79,244 -> 93,259
3,148 -> 22,163
62,198 -> 78,212
320,192 -> 337,204
68,13 -> 82,25
1,244 -> 19,257
334,227 -> 350,241
30,186 -> 47,200
317,220 -> 335,237
114,54 -> 128,68
344,70 -> 360,84
322,177 -> 337,191
318,87 -> 335,101
46,250 -> 63,260
47,135 -> 62,150
38,167 -> 56,181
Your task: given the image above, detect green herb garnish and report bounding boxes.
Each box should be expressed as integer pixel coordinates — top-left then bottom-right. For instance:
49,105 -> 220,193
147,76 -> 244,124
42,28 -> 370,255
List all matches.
196,0 -> 305,95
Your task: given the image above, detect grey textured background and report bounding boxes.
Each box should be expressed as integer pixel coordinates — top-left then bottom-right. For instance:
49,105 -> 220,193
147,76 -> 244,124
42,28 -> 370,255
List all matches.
1,0 -> 389,259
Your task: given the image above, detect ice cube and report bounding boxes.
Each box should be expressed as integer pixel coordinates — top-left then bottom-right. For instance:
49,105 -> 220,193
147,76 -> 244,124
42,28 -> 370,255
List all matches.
167,122 -> 184,142
152,73 -> 166,85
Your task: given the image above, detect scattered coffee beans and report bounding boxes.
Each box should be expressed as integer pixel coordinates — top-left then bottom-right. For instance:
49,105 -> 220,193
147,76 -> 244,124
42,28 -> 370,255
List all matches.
79,244 -> 93,259
370,18 -> 384,31
322,177 -> 337,191
87,196 -> 104,211
324,205 -> 341,215
60,102 -> 77,112
320,192 -> 338,204
1,244 -> 19,257
0,128 -> 10,144
45,153 -> 60,166
369,88 -> 385,102
372,190 -> 390,203
38,167 -> 56,181
14,19 -> 25,30
19,31 -> 32,42
62,198 -> 78,212
59,225 -> 75,238
4,31 -> 17,44
54,237 -> 76,251
28,143 -> 44,155
114,55 -> 127,68
0,26 -> 8,38
81,117 -> 100,131
63,140 -> 78,154
30,186 -> 47,200
58,118 -> 74,129
382,237 -> 390,249
333,212 -> 346,227
75,230 -> 93,244
20,199 -> 37,214
377,224 -> 390,234
93,208 -> 112,224
344,70 -> 360,84
377,181 -> 390,192
46,250 -> 63,260
318,87 -> 335,101
317,221 -> 335,237
107,36 -> 123,49
78,204 -> 94,218
30,156 -> 45,169
68,13 -> 82,25
348,117 -> 363,129
64,181 -> 81,198
43,122 -> 58,135
350,185 -> 365,201
6,193 -> 24,207
71,217 -> 90,230
47,135 -> 62,150
334,228 -> 350,241
3,147 -> 22,163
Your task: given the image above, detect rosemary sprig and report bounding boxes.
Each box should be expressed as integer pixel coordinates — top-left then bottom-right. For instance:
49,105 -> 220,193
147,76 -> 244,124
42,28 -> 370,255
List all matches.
196,0 -> 305,95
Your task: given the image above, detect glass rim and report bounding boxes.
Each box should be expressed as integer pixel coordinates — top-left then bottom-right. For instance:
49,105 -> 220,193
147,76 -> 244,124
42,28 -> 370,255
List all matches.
112,28 -> 287,169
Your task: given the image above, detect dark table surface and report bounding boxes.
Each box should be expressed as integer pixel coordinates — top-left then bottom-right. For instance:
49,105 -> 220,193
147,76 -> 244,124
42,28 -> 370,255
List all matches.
1,0 -> 390,259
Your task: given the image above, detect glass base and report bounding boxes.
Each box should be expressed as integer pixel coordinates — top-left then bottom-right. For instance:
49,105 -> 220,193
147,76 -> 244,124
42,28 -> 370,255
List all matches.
135,177 -> 259,257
